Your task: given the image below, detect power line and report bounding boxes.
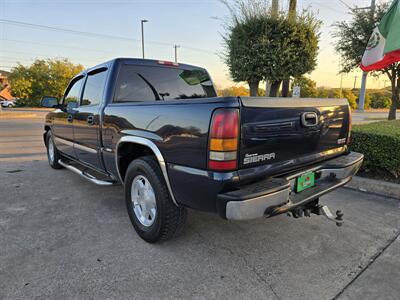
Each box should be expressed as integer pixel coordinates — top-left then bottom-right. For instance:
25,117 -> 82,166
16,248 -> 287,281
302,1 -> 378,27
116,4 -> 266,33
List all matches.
337,0 -> 353,10
1,38 -> 120,54
0,19 -> 216,55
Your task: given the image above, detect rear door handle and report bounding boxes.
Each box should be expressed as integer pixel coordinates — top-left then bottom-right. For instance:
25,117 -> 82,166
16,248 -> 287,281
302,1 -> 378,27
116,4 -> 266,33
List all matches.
67,114 -> 73,123
87,115 -> 94,125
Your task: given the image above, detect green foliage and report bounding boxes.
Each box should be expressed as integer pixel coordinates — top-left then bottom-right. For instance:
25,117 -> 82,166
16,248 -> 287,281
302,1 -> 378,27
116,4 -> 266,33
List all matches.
221,0 -> 321,95
216,85 -> 267,96
349,120 -> 400,179
290,78 -> 357,108
217,85 -> 250,96
369,92 -> 392,108
14,98 -> 39,107
317,88 -> 329,98
8,58 -> 83,106
291,76 -> 317,97
343,89 -> 357,109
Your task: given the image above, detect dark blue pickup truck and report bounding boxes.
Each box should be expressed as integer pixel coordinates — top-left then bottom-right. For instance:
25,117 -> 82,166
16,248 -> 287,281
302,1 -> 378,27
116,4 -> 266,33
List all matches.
41,58 -> 363,243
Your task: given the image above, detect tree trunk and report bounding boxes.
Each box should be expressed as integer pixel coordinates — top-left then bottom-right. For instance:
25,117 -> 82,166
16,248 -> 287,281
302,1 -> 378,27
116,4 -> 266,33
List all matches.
271,0 -> 279,18
269,80 -> 282,97
288,0 -> 297,20
248,80 -> 259,97
388,74 -> 399,120
281,79 -> 290,97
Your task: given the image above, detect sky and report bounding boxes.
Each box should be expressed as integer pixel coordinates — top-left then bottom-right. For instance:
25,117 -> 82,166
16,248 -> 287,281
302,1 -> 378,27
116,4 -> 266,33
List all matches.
0,0 -> 392,90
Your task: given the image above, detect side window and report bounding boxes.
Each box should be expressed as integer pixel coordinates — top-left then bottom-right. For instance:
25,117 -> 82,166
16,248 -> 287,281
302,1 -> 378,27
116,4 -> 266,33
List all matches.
63,77 -> 84,108
81,69 -> 108,106
114,66 -> 158,102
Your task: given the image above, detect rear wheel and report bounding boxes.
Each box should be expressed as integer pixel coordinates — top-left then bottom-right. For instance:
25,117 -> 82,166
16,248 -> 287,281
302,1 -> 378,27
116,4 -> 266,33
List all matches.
46,131 -> 63,169
125,156 -> 187,243
8,104 -> 12,108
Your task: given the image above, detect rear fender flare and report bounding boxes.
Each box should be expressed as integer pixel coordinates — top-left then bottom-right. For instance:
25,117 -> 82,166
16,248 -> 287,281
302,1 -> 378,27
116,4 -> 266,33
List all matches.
115,136 -> 178,206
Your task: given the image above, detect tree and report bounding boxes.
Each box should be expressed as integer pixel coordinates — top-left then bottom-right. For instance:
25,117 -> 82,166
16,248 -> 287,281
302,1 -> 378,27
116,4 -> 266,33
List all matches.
342,89 -> 358,109
217,85 -> 249,96
334,2 -> 399,120
291,76 -> 317,98
317,88 -> 329,98
221,0 -> 321,97
370,92 -> 392,108
8,58 -> 83,106
281,0 -> 297,97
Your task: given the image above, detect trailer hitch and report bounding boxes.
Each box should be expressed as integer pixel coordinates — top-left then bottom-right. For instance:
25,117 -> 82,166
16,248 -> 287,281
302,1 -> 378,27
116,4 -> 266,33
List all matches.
288,204 -> 344,227
312,205 -> 344,227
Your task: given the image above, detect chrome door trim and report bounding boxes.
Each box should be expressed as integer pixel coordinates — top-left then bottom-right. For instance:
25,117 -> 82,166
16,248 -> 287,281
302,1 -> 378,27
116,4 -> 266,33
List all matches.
54,136 -> 74,147
54,137 -> 98,154
115,136 -> 178,206
74,142 -> 98,154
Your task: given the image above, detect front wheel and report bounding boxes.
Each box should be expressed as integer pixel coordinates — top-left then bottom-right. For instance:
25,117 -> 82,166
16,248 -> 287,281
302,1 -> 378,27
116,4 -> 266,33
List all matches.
125,156 -> 187,243
46,131 -> 63,169
8,104 -> 12,108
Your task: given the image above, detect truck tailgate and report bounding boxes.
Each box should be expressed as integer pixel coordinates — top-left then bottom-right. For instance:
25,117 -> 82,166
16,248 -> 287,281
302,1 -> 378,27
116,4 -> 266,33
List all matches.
239,97 -> 351,172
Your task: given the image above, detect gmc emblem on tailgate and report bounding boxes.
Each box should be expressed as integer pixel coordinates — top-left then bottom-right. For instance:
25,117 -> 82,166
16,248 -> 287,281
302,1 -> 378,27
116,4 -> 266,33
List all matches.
243,153 -> 276,165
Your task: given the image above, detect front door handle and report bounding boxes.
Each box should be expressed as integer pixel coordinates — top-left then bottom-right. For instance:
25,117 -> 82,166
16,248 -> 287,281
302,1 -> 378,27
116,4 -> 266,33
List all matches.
67,114 -> 73,123
87,115 -> 94,125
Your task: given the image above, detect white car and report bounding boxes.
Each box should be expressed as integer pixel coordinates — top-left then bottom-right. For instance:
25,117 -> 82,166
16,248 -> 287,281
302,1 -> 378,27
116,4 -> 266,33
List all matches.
1,100 -> 16,108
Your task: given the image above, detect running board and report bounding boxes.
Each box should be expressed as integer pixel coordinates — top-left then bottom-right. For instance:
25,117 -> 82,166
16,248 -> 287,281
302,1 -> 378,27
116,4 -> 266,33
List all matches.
58,160 -> 116,186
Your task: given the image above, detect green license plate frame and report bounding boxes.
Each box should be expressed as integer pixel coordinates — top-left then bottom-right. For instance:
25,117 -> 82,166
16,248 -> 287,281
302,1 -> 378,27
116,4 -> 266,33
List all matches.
296,171 -> 315,193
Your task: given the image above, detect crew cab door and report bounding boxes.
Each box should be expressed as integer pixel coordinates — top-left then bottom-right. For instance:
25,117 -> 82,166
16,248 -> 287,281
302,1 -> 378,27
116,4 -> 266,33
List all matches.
52,76 -> 84,158
73,67 -> 108,170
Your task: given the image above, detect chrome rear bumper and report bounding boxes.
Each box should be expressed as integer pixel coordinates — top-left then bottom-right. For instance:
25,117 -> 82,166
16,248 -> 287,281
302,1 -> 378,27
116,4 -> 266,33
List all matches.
222,152 -> 363,220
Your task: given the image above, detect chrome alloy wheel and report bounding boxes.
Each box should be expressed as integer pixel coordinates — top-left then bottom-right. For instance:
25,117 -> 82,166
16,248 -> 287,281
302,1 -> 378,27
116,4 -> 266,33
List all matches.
48,137 -> 55,164
131,175 -> 157,227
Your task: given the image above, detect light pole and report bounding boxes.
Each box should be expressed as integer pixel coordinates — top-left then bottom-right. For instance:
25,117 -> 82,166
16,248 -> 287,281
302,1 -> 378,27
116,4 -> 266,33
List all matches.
358,0 -> 376,112
141,19 -> 148,59
173,45 -> 180,63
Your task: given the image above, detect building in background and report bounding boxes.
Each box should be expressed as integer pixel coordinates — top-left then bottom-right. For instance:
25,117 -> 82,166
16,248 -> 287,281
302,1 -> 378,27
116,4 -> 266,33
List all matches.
0,70 -> 13,101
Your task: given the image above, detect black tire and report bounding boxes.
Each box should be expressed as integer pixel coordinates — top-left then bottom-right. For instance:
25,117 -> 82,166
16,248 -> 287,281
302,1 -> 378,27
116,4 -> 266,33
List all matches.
125,156 -> 187,243
8,104 -> 12,108
46,131 -> 63,169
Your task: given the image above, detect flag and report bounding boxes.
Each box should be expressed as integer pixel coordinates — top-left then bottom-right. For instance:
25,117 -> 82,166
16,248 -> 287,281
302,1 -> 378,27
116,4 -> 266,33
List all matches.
360,0 -> 400,71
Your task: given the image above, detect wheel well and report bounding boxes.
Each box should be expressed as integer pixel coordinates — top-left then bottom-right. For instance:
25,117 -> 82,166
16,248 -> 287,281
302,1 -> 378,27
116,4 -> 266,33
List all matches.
43,125 -> 51,145
117,142 -> 156,181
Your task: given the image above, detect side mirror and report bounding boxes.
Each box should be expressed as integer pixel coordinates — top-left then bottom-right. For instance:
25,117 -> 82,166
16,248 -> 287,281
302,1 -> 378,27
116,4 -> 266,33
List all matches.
40,96 -> 59,108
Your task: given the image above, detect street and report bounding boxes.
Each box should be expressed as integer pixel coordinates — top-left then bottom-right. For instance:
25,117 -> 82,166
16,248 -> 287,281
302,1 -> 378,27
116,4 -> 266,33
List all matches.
0,113 -> 399,299
0,112 -> 47,162
352,110 -> 400,124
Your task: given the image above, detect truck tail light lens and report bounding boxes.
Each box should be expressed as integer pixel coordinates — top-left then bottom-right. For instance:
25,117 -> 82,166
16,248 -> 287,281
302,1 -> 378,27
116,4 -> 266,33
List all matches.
208,108 -> 239,171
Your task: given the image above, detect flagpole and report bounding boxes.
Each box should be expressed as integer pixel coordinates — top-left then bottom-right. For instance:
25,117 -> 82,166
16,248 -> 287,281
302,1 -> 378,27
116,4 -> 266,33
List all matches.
358,0 -> 376,112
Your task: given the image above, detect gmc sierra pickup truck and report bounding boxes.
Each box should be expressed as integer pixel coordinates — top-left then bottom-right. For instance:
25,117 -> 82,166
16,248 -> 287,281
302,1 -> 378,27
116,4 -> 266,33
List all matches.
41,58 -> 363,243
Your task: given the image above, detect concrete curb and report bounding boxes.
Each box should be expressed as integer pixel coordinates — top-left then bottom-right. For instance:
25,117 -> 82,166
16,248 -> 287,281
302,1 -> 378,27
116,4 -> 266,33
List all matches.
345,176 -> 400,200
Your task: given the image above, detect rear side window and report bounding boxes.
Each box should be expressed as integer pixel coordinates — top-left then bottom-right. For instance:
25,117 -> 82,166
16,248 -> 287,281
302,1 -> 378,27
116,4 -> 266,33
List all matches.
82,68 -> 108,106
114,65 -> 216,102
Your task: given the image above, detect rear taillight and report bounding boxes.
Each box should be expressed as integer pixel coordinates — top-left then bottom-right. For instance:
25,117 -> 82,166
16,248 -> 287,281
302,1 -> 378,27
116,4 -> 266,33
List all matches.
347,106 -> 352,144
208,108 -> 239,171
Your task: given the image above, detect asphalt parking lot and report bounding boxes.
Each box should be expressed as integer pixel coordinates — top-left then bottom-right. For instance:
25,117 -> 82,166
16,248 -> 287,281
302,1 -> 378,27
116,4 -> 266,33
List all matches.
1,112 -> 399,299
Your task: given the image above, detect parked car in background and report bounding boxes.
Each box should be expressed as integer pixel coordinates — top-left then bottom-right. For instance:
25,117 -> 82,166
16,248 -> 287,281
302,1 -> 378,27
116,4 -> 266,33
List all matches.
1,100 -> 15,108
41,58 -> 363,243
